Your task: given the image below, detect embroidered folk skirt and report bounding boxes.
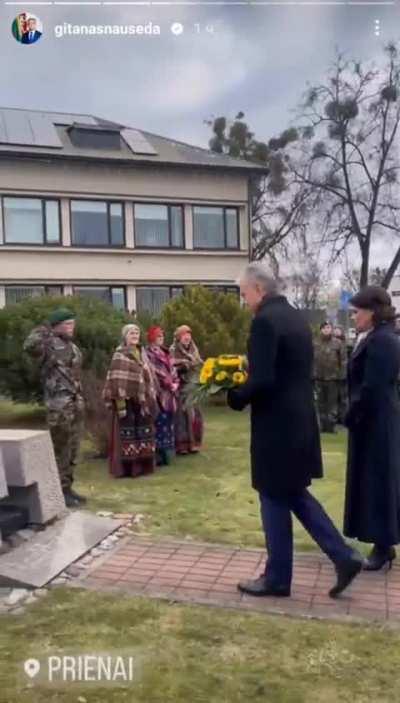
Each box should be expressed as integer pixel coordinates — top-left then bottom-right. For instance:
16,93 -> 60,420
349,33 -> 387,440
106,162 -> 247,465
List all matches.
109,400 -> 156,478
175,396 -> 203,454
155,410 -> 175,465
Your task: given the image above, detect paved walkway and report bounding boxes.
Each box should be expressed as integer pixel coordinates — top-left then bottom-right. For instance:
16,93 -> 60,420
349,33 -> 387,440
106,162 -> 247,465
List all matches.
79,537 -> 400,625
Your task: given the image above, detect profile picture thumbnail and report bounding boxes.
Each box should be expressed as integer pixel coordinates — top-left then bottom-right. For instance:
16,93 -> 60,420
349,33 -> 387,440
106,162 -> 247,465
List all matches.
12,12 -> 43,45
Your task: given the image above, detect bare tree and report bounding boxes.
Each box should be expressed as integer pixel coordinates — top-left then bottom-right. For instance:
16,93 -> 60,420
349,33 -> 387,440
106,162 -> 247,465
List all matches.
206,114 -> 309,267
286,44 -> 400,288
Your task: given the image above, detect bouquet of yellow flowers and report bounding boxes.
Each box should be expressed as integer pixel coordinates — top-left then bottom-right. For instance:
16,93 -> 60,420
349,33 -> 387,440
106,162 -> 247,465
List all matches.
185,354 -> 248,406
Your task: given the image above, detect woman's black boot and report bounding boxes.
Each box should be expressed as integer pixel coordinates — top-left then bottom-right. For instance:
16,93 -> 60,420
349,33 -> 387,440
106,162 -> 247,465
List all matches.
363,545 -> 396,571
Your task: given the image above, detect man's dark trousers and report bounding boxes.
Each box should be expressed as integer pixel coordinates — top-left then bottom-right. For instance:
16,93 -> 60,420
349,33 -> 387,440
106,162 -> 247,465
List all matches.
260,490 -> 354,587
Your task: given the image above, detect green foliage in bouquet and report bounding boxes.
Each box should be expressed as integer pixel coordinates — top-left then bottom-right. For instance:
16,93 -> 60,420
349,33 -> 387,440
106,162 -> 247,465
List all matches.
184,354 -> 248,408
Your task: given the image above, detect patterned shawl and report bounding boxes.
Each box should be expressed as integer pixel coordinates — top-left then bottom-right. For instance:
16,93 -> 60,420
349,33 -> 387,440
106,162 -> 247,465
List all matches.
146,345 -> 178,413
169,339 -> 203,387
170,338 -> 202,367
103,345 -> 158,417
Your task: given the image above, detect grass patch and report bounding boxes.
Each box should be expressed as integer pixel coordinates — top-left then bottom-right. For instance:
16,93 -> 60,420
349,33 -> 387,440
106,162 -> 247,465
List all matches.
0,588 -> 399,702
0,401 -> 363,552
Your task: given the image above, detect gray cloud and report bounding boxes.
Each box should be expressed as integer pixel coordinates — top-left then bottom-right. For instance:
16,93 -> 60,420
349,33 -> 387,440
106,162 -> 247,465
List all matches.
1,4 -> 398,147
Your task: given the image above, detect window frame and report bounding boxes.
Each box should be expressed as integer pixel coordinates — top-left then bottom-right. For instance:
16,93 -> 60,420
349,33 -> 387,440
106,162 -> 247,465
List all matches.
72,285 -> 127,309
204,285 -> 240,300
133,202 -> 185,250
135,285 -> 184,314
4,285 -> 64,305
192,205 -> 240,251
70,199 -> 126,249
2,195 -> 62,246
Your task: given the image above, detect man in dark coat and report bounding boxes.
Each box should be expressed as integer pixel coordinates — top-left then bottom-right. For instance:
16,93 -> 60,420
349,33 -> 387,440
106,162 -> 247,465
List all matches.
227,263 -> 362,598
344,287 -> 400,570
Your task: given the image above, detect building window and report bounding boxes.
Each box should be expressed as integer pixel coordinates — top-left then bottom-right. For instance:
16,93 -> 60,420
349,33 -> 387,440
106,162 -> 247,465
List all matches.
193,206 -> 239,250
134,204 -> 184,248
136,286 -> 184,316
206,285 -> 240,297
71,200 -> 124,247
3,197 -> 61,245
73,286 -> 126,310
5,285 -> 63,305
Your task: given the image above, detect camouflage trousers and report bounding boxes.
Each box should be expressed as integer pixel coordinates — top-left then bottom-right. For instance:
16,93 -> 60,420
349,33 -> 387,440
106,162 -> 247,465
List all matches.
315,381 -> 338,433
47,398 -> 85,491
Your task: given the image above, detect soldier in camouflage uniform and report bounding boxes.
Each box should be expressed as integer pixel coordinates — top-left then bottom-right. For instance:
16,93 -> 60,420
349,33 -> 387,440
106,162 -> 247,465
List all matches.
24,308 -> 87,507
314,322 -> 347,433
333,325 -> 349,424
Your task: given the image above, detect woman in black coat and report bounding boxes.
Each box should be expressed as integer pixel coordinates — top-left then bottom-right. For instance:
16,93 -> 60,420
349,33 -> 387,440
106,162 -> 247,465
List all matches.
344,286 -> 400,570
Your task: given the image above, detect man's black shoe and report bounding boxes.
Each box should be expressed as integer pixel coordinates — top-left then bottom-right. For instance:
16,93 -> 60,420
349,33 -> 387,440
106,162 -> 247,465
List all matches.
69,489 -> 87,504
329,555 -> 363,598
63,490 -> 80,508
237,575 -> 290,597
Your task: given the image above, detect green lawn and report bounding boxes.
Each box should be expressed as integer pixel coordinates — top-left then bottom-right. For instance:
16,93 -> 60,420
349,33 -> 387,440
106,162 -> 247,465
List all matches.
0,589 -> 399,703
0,400 -> 360,553
0,401 -> 397,702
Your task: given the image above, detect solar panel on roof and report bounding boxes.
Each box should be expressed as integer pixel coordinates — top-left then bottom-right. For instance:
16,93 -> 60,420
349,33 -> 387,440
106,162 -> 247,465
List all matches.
3,109 -> 34,146
121,128 -> 157,156
29,112 -> 63,148
0,109 -> 63,148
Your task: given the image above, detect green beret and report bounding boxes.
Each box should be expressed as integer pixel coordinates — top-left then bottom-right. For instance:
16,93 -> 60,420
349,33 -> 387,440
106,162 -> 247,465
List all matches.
48,308 -> 76,327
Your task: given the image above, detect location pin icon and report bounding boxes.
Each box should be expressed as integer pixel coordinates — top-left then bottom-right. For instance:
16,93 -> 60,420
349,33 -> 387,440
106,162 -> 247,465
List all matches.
24,659 -> 40,679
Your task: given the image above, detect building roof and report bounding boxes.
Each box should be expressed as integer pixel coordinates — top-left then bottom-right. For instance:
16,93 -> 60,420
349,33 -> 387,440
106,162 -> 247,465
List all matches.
0,107 -> 268,174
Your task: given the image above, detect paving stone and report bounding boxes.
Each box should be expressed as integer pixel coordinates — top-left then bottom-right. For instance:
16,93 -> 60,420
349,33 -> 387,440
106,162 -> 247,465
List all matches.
6,588 -> 29,606
25,595 -> 37,605
80,555 -> 94,566
33,588 -> 48,598
77,537 -> 400,626
51,577 -> 68,586
90,548 -> 103,558
15,529 -> 36,542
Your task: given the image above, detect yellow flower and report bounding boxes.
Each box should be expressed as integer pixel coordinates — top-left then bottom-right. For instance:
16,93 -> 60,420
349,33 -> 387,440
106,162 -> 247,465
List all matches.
203,358 -> 216,371
218,355 -> 241,368
215,371 -> 228,382
233,371 -> 247,385
200,367 -> 214,384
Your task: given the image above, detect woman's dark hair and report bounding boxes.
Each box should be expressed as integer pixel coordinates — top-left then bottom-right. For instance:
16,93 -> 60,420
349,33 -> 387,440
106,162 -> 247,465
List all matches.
350,286 -> 396,326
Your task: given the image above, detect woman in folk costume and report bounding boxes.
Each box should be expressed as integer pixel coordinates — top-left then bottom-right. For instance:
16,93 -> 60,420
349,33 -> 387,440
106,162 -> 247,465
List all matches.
170,325 -> 204,455
146,326 -> 179,466
103,324 -> 159,478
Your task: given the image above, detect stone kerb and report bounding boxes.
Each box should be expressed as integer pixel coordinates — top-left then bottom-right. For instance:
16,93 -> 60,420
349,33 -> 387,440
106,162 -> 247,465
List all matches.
0,430 -> 66,525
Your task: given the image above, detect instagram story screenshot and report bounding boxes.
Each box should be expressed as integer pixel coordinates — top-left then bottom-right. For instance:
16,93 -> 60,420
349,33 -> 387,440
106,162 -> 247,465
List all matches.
1,0 -> 400,701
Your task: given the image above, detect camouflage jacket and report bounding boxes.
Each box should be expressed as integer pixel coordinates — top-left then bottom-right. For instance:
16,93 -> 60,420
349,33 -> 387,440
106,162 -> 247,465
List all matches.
23,325 -> 83,410
313,337 -> 347,382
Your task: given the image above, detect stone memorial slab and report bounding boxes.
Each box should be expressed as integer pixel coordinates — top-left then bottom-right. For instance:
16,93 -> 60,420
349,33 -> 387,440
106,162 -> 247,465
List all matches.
0,512 -> 123,588
0,430 -> 65,524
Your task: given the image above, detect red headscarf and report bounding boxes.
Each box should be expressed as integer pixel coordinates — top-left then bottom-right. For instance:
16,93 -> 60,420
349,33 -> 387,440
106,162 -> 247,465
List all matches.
147,326 -> 164,344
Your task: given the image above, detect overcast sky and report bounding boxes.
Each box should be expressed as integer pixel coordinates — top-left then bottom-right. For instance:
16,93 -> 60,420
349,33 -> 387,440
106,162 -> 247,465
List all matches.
2,2 -> 400,281
1,4 -> 399,147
